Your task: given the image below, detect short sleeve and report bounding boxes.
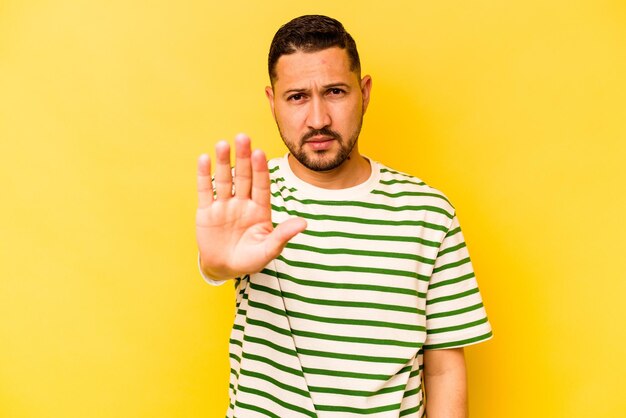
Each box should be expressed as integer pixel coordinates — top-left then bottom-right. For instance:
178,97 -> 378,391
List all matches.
424,215 -> 493,349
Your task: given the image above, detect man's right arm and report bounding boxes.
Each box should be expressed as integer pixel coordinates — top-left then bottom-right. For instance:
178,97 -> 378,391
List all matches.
195,134 -> 306,282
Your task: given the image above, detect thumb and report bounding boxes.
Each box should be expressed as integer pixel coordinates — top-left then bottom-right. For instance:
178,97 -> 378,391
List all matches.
264,217 -> 307,259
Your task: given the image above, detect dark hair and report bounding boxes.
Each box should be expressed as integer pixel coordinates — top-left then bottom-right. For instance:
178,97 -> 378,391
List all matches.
268,15 -> 361,83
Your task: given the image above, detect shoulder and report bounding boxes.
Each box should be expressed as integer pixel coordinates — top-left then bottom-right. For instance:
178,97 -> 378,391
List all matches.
373,161 -> 456,216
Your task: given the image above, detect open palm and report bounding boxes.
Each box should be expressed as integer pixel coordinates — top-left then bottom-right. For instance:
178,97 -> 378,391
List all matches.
196,134 -> 306,281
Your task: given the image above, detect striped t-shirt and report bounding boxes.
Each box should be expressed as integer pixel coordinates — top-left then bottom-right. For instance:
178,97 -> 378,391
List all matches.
206,155 -> 492,417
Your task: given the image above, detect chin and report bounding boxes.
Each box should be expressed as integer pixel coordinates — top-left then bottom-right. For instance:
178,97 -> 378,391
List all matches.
303,155 -> 347,172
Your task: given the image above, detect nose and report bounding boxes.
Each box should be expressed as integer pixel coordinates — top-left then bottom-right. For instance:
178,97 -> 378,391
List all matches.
306,96 -> 331,130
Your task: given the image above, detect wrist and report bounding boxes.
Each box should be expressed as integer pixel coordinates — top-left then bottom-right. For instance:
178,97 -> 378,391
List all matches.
198,254 -> 235,282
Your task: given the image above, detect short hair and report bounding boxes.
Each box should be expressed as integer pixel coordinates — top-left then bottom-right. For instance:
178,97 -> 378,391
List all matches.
268,15 -> 361,83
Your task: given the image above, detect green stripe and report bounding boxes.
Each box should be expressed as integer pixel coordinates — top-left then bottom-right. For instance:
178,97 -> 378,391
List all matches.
261,268 -> 422,296
316,402 -> 402,414
428,272 -> 475,290
247,318 -> 291,337
302,365 -> 412,381
285,242 -> 435,265
272,193 -> 453,218
247,300 -> 288,318
297,346 -> 409,364
427,317 -> 489,335
229,379 -> 238,403
292,326 -> 422,349
399,400 -> 423,417
272,204 -> 449,231
403,385 -> 421,398
229,338 -> 243,347
371,189 -> 451,205
236,386 -> 316,417
380,167 -> 425,180
251,282 -> 424,314
240,369 -> 310,398
269,165 -> 280,173
276,255 -> 430,282
424,331 -> 493,349
248,300 -> 426,331
244,335 -> 298,357
427,302 -> 484,319
295,227 -> 441,247
249,315 -> 422,349
303,367 -> 388,381
235,401 -> 282,418
276,184 -> 297,193
379,178 -> 425,187
426,287 -> 479,305
242,352 -> 305,378
437,242 -> 466,257
432,257 -> 471,274
309,384 -> 406,397
445,226 -> 462,238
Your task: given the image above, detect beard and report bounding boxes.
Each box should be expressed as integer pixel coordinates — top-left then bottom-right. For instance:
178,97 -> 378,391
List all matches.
277,114 -> 364,172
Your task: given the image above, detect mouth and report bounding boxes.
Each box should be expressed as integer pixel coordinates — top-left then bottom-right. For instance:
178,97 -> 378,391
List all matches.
305,135 -> 335,143
304,136 -> 336,151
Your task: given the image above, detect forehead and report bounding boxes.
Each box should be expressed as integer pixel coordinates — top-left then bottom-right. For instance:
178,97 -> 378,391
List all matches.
273,47 -> 357,89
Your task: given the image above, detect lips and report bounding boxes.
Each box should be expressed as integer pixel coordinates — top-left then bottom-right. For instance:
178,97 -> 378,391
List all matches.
305,136 -> 335,143
301,128 -> 341,151
305,137 -> 336,151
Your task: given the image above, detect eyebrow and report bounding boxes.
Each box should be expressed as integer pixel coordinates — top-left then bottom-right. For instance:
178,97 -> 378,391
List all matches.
282,82 -> 352,96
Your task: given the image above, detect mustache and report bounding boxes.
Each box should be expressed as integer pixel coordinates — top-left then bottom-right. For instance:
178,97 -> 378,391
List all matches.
301,128 -> 341,142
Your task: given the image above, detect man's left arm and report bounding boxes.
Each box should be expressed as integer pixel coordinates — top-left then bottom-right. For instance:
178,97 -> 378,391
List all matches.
424,348 -> 468,418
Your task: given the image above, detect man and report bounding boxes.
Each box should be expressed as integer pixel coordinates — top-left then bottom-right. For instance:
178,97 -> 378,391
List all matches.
196,15 -> 492,417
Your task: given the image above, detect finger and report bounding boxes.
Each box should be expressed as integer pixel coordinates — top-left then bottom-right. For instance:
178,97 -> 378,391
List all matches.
234,133 -> 252,199
197,153 -> 213,208
214,141 -> 233,200
264,217 -> 308,259
250,149 -> 271,207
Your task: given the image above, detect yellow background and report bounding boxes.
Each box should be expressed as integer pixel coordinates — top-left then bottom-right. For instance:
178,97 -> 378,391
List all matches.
1,1 -> 625,417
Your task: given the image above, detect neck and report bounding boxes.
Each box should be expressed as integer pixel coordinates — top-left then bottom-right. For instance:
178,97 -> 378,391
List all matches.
287,147 -> 371,189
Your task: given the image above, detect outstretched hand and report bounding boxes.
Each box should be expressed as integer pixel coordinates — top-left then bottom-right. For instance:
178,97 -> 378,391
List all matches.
196,134 -> 307,281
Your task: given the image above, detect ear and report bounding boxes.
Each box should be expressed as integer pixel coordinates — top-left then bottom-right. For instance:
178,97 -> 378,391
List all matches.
360,75 -> 372,114
265,86 -> 276,118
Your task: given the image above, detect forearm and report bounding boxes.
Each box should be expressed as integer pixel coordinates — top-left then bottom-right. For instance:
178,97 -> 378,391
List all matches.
424,348 -> 468,418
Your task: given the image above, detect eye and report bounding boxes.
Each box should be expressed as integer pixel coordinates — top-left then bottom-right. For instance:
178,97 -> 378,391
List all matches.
326,87 -> 346,98
288,93 -> 304,101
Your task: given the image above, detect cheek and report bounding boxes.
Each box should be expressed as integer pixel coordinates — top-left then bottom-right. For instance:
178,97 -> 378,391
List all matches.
333,102 -> 361,128
276,106 -> 307,131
